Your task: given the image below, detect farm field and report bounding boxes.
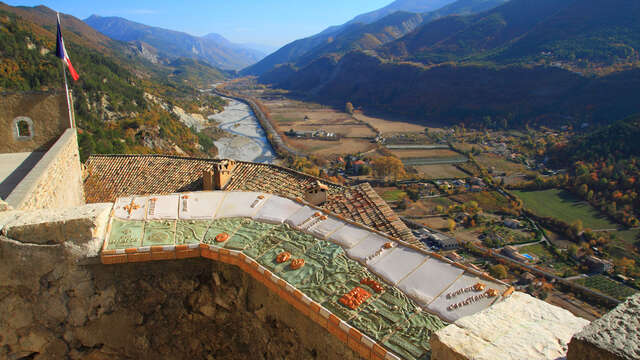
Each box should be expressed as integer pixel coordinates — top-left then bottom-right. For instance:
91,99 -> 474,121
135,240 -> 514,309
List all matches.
354,113 -> 427,134
513,189 -> 618,230
390,149 -> 464,159
374,187 -> 407,202
287,123 -> 376,138
574,275 -> 638,301
451,191 -> 512,213
261,97 -> 379,156
476,153 -> 533,176
285,138 -> 376,156
413,164 -> 467,179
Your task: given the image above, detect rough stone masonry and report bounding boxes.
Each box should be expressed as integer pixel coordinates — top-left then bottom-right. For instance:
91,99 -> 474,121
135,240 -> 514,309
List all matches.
0,204 -> 360,360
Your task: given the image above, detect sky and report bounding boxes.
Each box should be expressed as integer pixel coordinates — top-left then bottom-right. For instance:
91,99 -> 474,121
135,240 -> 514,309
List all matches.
5,0 -> 392,49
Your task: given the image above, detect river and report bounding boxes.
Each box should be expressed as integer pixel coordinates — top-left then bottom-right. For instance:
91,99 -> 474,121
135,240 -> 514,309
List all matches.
209,97 -> 276,163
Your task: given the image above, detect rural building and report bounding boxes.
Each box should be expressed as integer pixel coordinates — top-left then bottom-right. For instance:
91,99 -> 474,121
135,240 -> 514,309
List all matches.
429,232 -> 459,250
503,219 -> 522,229
502,245 -> 531,263
584,255 -> 614,274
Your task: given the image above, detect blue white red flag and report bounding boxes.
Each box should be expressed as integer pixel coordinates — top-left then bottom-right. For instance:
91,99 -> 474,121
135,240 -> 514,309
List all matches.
56,13 -> 79,81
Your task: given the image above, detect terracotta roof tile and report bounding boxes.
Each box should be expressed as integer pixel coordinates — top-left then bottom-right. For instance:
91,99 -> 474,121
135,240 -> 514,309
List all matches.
84,155 -> 417,244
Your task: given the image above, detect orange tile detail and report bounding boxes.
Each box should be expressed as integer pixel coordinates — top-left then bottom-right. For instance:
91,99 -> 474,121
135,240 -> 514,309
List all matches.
372,344 -> 387,358
127,252 -> 152,263
125,248 -> 138,254
349,328 -> 363,342
150,246 -> 166,252
201,248 -> 219,260
355,341 -> 372,359
151,251 -> 176,261
328,314 -> 341,328
328,322 -> 348,343
101,254 -> 128,264
175,244 -> 189,251
176,249 -> 200,259
503,286 -> 515,297
339,287 -> 371,310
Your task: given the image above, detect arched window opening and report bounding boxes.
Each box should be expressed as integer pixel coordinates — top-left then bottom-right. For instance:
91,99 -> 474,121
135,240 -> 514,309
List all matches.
17,120 -> 31,137
12,116 -> 34,140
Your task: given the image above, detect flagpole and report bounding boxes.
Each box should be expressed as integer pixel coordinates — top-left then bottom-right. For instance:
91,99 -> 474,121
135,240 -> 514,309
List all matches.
58,12 -> 74,129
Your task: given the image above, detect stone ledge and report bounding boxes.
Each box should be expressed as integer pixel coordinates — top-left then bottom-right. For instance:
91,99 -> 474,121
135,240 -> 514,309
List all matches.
567,293 -> 640,360
430,292 -> 590,360
1,203 -> 113,258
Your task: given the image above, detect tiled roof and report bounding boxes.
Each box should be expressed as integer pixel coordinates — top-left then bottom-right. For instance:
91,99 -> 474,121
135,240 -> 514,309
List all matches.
84,155 -> 417,244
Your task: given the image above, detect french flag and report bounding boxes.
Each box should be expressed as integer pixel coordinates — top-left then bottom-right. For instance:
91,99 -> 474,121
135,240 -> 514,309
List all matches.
56,13 -> 79,81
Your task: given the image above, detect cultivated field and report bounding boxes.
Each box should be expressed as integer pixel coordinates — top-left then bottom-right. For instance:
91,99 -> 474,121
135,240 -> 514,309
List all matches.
374,187 -> 407,202
391,148 -> 463,159
260,97 -> 378,156
413,164 -> 468,179
452,191 -> 513,213
575,275 -> 638,301
354,113 -> 427,134
513,189 -> 618,230
476,154 -> 533,176
285,138 -> 376,156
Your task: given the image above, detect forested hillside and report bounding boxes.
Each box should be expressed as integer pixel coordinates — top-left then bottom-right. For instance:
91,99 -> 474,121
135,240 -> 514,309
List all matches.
259,0 -> 640,130
543,116 -> 640,227
0,6 -> 227,160
243,0 -> 507,76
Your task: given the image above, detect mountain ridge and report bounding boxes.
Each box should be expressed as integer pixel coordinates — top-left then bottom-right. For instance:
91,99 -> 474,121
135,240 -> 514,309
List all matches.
84,15 -> 265,70
241,0 -> 507,76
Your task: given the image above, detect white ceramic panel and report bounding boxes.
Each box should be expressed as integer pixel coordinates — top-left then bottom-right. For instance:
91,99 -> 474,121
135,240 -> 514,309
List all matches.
113,196 -> 147,220
307,216 -> 345,239
178,192 -> 226,220
253,196 -> 304,224
345,233 -> 389,263
427,273 -> 507,322
146,194 -> 179,220
328,224 -> 369,249
397,258 -> 465,307
284,206 -> 318,230
215,192 -> 270,219
368,246 -> 427,285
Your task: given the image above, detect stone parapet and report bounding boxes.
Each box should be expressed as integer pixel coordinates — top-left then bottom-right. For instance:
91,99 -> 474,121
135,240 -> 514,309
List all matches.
430,292 -> 590,360
567,293 -> 640,360
1,202 -> 112,258
5,129 -> 85,210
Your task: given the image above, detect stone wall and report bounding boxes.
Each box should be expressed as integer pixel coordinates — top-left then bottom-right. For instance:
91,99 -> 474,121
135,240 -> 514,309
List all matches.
430,292 -> 590,360
567,293 -> 639,360
0,205 -> 360,360
0,90 -> 70,153
5,129 -> 85,210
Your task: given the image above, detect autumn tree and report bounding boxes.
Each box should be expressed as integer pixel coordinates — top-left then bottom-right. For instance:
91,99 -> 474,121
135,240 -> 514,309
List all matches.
615,257 -> 636,275
447,218 -> 457,232
371,156 -> 406,179
489,264 -> 508,279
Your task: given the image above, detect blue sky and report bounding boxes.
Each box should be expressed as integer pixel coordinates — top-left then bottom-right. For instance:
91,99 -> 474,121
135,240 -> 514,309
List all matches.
5,0 -> 392,48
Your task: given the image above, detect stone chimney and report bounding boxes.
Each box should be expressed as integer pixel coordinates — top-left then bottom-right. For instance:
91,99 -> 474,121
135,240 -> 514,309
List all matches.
213,160 -> 236,190
304,181 -> 328,206
202,169 -> 214,191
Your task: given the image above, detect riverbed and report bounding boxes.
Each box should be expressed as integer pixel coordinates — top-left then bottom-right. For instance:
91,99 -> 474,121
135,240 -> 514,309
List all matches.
210,97 -> 275,163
